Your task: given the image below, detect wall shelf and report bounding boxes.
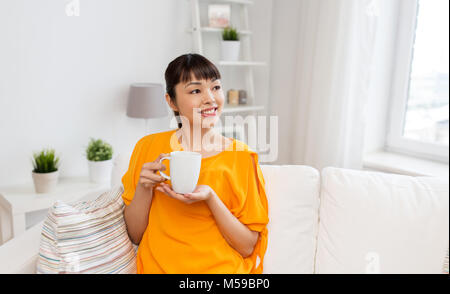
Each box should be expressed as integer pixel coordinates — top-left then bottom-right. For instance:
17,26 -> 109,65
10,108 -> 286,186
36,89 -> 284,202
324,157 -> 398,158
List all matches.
189,0 -> 269,142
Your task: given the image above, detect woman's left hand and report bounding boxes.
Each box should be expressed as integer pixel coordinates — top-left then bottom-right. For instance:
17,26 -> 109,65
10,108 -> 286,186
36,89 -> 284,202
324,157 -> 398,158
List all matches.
156,183 -> 214,204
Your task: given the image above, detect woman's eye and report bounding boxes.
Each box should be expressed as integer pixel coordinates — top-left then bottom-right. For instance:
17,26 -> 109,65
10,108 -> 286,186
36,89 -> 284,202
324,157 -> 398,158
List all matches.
213,85 -> 221,90
190,89 -> 200,94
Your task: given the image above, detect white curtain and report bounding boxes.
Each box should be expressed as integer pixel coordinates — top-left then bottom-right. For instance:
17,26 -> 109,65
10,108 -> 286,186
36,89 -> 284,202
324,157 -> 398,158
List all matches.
290,0 -> 380,170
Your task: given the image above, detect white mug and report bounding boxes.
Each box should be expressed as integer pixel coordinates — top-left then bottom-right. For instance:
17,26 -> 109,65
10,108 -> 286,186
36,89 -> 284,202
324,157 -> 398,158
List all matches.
159,151 -> 202,194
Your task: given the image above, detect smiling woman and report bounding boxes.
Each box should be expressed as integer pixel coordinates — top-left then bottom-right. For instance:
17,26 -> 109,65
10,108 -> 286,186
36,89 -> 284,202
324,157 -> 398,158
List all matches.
121,53 -> 269,274
164,53 -> 223,130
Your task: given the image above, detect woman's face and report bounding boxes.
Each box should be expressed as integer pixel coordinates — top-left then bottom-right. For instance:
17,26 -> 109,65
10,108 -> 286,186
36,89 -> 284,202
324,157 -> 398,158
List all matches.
166,75 -> 224,130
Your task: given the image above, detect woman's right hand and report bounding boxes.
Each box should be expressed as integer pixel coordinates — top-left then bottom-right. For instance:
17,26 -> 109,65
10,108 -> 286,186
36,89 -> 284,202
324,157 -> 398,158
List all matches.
137,153 -> 169,190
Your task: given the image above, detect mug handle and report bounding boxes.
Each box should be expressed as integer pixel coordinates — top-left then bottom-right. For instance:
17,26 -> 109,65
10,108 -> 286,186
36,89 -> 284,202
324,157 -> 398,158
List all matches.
159,156 -> 171,180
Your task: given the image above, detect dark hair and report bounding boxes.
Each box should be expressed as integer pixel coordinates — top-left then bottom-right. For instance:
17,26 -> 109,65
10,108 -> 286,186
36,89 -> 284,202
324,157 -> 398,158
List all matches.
165,53 -> 221,128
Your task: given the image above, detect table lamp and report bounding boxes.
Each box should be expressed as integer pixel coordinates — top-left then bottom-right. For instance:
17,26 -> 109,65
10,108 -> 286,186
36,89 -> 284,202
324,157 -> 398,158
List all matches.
127,83 -> 168,133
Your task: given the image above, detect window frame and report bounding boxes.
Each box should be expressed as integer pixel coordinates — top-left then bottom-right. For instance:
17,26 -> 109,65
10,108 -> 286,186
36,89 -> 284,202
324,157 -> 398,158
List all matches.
386,0 -> 449,163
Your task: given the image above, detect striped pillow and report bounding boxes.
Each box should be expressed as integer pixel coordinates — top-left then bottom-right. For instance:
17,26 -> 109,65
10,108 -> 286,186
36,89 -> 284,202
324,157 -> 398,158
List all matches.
36,185 -> 137,274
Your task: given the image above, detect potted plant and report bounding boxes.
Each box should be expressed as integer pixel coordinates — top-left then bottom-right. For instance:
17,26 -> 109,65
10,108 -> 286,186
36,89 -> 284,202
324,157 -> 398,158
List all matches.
221,26 -> 240,62
31,148 -> 60,193
85,138 -> 113,184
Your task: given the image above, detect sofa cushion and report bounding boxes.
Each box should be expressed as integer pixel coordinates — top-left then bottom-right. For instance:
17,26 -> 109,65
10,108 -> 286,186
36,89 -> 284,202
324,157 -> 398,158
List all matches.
36,185 -> 137,274
261,165 -> 320,274
315,167 -> 449,274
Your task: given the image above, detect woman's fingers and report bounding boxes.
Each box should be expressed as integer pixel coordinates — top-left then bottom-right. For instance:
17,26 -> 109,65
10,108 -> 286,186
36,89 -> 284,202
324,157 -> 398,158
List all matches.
156,153 -> 170,161
141,169 -> 166,182
141,176 -> 166,187
160,184 -> 185,201
185,186 -> 206,196
142,161 -> 166,172
139,171 -> 165,188
184,192 -> 207,201
142,153 -> 170,171
138,153 -> 170,190
139,170 -> 167,190
155,153 -> 170,168
158,183 -> 198,204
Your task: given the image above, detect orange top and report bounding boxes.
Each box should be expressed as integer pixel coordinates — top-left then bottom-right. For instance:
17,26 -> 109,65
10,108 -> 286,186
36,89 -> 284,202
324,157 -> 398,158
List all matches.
121,129 -> 269,274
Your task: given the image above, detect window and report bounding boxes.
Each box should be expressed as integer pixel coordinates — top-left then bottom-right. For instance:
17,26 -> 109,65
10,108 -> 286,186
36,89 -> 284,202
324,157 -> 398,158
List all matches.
387,0 -> 449,163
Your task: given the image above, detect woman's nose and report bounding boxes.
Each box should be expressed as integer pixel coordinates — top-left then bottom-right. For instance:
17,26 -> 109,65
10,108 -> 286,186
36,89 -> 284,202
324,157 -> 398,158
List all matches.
203,89 -> 216,104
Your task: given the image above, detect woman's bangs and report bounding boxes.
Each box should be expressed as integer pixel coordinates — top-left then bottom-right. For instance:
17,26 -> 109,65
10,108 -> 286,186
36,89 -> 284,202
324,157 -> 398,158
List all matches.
179,60 -> 221,84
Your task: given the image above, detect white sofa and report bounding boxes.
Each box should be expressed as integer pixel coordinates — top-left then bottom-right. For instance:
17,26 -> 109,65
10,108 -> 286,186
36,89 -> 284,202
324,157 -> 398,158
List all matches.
0,155 -> 448,274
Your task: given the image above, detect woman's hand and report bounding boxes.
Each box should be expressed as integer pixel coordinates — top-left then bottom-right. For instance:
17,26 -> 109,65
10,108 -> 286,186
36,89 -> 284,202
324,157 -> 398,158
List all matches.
137,153 -> 170,190
156,183 -> 213,205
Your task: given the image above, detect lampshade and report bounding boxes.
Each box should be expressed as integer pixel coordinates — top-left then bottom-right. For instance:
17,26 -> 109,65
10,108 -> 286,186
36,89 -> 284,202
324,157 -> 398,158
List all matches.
126,83 -> 168,119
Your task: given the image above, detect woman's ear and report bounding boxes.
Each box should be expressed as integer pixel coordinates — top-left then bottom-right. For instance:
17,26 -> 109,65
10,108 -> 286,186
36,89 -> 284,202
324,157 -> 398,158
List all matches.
165,93 -> 178,112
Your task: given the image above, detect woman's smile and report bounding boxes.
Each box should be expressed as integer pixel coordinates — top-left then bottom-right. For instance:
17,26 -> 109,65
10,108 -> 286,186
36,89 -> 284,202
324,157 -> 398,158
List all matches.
199,106 -> 218,117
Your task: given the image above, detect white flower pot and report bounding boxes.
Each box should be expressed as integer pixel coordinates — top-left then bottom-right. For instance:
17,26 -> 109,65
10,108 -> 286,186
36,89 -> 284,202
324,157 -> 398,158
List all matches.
32,170 -> 59,193
88,159 -> 113,184
221,40 -> 241,62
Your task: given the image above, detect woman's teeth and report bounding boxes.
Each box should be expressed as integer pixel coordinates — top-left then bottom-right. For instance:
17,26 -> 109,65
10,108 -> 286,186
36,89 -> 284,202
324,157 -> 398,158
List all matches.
201,108 -> 217,116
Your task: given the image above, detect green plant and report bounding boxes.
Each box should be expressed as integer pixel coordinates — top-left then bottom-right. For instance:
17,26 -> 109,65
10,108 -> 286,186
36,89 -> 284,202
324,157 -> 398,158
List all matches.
222,26 -> 240,41
32,148 -> 60,173
85,138 -> 113,161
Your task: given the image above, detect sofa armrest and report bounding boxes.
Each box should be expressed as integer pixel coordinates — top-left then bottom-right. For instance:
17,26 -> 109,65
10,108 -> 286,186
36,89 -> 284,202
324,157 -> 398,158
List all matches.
0,220 -> 43,274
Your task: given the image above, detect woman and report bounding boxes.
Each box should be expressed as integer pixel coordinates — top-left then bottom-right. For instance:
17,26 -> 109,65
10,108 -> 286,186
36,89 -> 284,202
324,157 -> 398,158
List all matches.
122,53 -> 269,274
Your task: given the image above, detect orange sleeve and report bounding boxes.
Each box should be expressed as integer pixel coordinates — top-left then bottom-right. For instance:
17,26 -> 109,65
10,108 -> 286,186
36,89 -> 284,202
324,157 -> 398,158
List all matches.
121,137 -> 147,206
229,151 -> 269,273
229,151 -> 269,231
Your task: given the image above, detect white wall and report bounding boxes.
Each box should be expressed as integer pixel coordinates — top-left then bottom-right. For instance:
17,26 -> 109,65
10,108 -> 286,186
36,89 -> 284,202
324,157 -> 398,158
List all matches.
267,0 -> 302,165
0,0 -> 189,186
0,0 -> 185,185
0,0 -> 272,186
